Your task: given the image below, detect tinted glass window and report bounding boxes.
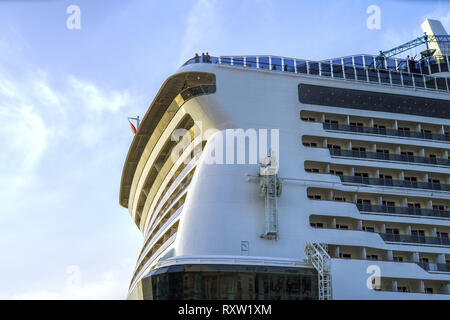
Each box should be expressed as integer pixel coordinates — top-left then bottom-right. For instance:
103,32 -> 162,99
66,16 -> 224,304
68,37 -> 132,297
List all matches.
375,56 -> 386,69
364,55 -> 375,68
344,66 -> 355,79
221,57 -> 232,65
283,58 -> 295,72
332,59 -> 343,78
233,57 -> 244,66
246,57 -> 257,68
413,74 -> 425,88
308,62 -> 319,75
298,83 -> 450,119
356,67 -> 367,81
397,60 -> 408,72
425,76 -> 436,89
343,57 -> 353,66
368,70 -> 379,82
143,265 -> 318,300
296,60 -> 307,73
258,56 -> 270,69
402,73 -> 413,87
386,58 -> 396,70
379,70 -> 390,84
430,58 -> 439,73
436,77 -> 448,91
354,56 -> 364,68
391,71 -> 402,85
321,61 -> 331,76
271,57 -> 282,71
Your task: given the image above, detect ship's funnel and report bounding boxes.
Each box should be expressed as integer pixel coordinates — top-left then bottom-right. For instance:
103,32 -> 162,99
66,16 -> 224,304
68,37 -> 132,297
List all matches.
421,18 -> 449,61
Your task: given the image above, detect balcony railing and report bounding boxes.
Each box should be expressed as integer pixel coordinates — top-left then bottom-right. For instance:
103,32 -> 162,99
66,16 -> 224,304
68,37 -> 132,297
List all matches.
329,148 -> 450,167
182,54 -> 450,93
417,261 -> 450,272
356,203 -> 450,218
339,175 -> 450,191
379,233 -> 450,246
323,122 -> 450,143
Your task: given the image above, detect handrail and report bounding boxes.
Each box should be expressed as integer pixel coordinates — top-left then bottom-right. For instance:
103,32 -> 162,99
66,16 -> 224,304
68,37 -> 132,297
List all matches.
329,148 -> 450,167
323,122 -> 450,143
356,203 -> 450,218
182,54 -> 450,93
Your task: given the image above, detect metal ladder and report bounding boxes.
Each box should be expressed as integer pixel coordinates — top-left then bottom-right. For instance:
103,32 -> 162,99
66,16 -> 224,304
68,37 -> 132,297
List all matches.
305,242 -> 332,300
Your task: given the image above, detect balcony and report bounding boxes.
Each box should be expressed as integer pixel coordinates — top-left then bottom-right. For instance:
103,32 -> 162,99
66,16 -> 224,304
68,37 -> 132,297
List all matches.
323,122 -> 450,143
329,148 -> 450,167
379,233 -> 450,246
357,203 -> 450,219
417,261 -> 450,272
339,175 -> 450,191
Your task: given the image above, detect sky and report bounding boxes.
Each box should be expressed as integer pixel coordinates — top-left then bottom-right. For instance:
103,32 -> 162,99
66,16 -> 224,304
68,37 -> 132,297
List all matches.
0,0 -> 449,299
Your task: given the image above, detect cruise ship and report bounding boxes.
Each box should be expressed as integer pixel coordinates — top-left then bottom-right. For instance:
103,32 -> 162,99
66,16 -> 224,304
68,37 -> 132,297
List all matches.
119,19 -> 450,300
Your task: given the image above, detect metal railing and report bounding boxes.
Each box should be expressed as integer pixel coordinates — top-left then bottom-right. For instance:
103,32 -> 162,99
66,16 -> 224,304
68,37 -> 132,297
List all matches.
329,148 -> 450,166
182,54 -> 450,93
323,122 -> 450,143
356,203 -> 450,218
417,261 -> 450,272
339,175 -> 450,191
379,233 -> 450,246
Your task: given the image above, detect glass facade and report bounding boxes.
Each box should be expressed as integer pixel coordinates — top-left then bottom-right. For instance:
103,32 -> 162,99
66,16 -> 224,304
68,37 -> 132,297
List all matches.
182,54 -> 450,93
298,83 -> 450,119
140,264 -> 318,300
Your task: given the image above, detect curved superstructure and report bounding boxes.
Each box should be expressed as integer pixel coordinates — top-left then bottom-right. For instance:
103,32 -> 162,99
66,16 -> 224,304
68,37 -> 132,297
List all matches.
120,29 -> 450,299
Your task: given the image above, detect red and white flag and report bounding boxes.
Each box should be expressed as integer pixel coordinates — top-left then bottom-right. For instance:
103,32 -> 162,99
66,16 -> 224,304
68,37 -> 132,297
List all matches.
128,120 -> 137,135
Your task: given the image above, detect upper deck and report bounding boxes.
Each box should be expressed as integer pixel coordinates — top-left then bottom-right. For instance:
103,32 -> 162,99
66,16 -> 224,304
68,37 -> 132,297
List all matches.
183,54 -> 450,94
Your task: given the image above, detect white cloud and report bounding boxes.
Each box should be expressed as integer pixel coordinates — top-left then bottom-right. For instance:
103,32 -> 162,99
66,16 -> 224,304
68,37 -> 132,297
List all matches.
9,259 -> 135,300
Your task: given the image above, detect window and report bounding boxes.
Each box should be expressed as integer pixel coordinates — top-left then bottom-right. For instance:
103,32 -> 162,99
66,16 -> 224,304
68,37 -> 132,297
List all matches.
382,201 -> 395,207
324,119 -> 338,124
355,172 -> 369,178
367,255 -> 378,261
363,226 -> 375,232
437,232 -> 448,239
308,195 -> 321,200
352,147 -> 366,152
310,223 -> 324,228
433,204 -> 445,211
380,174 -> 393,180
428,178 -> 440,184
301,117 -> 316,122
350,122 -> 363,127
401,151 -> 414,156
393,256 -> 403,262
374,124 -> 386,129
377,149 -> 389,154
334,197 -> 346,202
397,286 -> 409,292
425,288 -> 433,294
407,202 -> 421,209
340,253 -> 351,259
404,176 -> 417,182
419,258 -> 429,263
386,228 -> 399,235
357,199 -> 371,205
411,230 -> 425,237
330,170 -> 343,176
305,168 -> 320,173
327,144 -> 341,150
336,224 -> 349,230
398,127 -> 410,132
303,142 -> 317,147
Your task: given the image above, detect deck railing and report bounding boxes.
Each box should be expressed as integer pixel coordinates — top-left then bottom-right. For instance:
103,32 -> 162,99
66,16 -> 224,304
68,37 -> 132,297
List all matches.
182,54 -> 450,93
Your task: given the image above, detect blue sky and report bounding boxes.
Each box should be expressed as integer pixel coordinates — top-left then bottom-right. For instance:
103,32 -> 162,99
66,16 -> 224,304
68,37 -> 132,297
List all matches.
0,0 -> 448,299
